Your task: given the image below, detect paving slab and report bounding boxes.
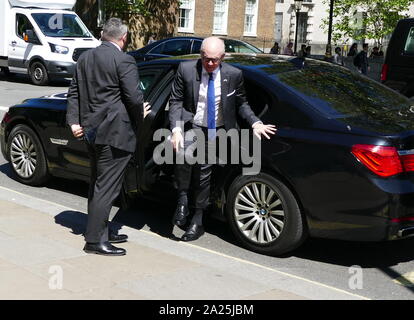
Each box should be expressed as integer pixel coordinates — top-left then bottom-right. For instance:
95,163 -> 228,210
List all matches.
0,190 -> 369,300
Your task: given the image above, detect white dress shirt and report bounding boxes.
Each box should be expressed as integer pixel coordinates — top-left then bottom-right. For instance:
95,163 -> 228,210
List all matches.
193,67 -> 224,128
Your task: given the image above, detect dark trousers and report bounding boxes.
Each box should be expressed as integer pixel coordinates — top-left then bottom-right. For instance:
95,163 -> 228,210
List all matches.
85,143 -> 132,243
174,125 -> 221,225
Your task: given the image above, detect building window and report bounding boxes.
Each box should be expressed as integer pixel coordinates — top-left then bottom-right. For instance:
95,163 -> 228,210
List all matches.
297,12 -> 308,43
244,0 -> 259,36
274,12 -> 283,43
213,0 -> 229,35
178,0 -> 195,33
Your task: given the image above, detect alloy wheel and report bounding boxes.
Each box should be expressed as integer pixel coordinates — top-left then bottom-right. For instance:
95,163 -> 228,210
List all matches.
10,132 -> 37,178
234,182 -> 285,244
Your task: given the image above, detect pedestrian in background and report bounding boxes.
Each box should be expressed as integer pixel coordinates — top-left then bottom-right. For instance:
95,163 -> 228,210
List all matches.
305,45 -> 311,57
353,43 -> 370,75
297,44 -> 307,58
270,41 -> 280,54
67,18 -> 145,256
333,47 -> 344,65
283,42 -> 294,56
347,43 -> 358,56
147,34 -> 157,45
370,46 -> 384,58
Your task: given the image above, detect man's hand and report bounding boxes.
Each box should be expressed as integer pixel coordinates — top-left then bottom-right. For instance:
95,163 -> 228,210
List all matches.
252,122 -> 277,140
144,102 -> 151,119
70,124 -> 84,138
171,130 -> 184,152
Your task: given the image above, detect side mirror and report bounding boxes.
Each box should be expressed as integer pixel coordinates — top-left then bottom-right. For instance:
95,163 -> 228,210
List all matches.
23,30 -> 41,45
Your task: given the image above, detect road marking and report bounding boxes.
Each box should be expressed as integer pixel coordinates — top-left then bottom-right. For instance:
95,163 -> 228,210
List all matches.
0,185 -> 370,300
393,271 -> 414,287
0,106 -> 9,112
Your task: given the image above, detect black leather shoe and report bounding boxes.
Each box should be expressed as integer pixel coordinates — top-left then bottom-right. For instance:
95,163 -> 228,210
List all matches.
109,233 -> 128,243
181,223 -> 205,242
172,204 -> 189,227
83,241 -> 126,256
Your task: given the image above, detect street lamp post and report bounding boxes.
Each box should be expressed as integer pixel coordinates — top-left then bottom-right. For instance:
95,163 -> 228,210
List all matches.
293,0 -> 303,55
325,0 -> 334,60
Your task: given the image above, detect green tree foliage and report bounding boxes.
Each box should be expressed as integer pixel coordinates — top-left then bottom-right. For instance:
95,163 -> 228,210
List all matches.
322,0 -> 414,45
104,0 -> 150,19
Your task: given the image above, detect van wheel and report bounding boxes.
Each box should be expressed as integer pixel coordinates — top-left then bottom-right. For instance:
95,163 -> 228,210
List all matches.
226,173 -> 307,256
1,67 -> 11,76
29,62 -> 49,86
8,124 -> 49,186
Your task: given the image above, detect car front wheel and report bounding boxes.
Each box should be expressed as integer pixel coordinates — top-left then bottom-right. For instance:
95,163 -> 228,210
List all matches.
8,124 -> 49,186
226,173 -> 307,256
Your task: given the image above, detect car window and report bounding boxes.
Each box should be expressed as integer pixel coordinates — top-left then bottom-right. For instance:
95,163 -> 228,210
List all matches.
191,40 -> 202,54
16,14 -> 38,41
255,59 -> 413,132
404,27 -> 414,55
138,66 -> 170,99
224,40 -> 262,53
244,80 -> 271,118
149,40 -> 191,56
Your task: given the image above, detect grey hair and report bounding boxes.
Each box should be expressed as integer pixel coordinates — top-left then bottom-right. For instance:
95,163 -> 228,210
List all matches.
102,18 -> 128,41
200,37 -> 225,55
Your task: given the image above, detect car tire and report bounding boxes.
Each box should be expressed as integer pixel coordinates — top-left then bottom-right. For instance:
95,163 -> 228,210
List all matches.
29,61 -> 49,86
8,124 -> 49,186
226,173 -> 307,256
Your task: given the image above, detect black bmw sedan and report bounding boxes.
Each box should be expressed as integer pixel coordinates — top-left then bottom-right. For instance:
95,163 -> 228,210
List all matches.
2,54 -> 414,256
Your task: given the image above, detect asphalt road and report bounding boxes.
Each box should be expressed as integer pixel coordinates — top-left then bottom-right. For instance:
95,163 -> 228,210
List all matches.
1,71 -> 413,300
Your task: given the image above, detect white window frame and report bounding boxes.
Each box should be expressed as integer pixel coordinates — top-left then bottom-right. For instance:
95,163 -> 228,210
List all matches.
212,0 -> 229,35
178,0 -> 195,33
244,0 -> 259,37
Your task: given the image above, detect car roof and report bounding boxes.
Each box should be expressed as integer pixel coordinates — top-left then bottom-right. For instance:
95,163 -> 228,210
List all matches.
128,36 -> 261,54
137,53 -> 335,77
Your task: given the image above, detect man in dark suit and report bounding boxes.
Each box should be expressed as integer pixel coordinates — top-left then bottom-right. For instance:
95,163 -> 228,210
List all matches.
66,18 -> 144,256
169,37 -> 276,241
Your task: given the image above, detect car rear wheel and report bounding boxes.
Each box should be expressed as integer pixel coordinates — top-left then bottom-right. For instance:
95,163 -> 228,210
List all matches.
8,124 -> 49,186
29,61 -> 49,86
226,173 -> 307,256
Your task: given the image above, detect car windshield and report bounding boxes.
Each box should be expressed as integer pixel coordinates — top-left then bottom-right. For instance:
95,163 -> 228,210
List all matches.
31,13 -> 92,38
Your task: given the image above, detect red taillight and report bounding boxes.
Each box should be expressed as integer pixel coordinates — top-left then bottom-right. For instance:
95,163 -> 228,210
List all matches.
351,144 -> 403,177
400,153 -> 414,172
391,217 -> 414,223
381,63 -> 388,81
2,112 -> 11,124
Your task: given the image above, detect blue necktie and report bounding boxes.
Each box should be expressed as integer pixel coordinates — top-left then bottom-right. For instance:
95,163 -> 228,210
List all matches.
207,72 -> 216,140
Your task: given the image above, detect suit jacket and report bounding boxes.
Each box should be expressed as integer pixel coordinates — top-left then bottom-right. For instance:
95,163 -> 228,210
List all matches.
169,59 -> 259,131
66,41 -> 144,153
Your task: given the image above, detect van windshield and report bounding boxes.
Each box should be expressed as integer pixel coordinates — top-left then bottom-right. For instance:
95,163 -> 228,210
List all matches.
31,13 -> 92,38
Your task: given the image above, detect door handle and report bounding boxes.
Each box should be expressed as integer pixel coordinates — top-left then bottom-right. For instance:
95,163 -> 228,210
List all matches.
11,41 -> 17,45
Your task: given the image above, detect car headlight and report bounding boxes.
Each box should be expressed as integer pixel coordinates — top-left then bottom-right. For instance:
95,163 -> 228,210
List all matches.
49,43 -> 69,54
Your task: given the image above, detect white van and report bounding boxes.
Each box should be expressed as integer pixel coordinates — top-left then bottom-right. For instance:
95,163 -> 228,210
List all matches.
0,0 -> 100,85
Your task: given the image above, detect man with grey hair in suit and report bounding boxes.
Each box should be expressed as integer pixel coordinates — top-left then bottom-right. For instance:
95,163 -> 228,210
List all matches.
169,36 -> 276,241
67,18 -> 145,256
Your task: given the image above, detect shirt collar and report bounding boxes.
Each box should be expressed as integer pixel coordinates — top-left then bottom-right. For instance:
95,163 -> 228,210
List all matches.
109,41 -> 122,51
202,65 -> 220,78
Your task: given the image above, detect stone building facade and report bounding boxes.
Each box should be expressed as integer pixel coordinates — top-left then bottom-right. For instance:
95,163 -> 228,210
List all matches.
175,0 -> 277,52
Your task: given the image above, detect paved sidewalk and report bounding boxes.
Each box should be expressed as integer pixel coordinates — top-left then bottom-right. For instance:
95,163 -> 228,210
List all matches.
0,187 -> 368,300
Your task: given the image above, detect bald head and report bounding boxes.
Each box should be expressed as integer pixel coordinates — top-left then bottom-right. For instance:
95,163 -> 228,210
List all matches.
200,37 -> 226,73
201,37 -> 225,56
